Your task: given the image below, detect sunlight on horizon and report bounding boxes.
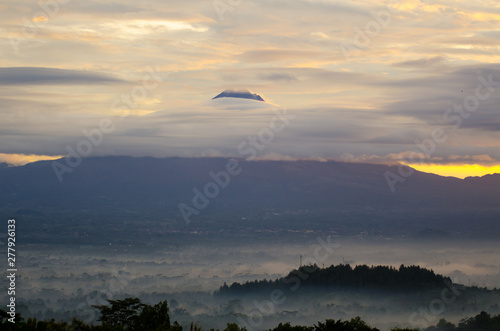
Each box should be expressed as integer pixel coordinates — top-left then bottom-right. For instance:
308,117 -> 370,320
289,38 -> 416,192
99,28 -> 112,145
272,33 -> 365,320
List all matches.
0,153 -> 63,166
406,163 -> 500,179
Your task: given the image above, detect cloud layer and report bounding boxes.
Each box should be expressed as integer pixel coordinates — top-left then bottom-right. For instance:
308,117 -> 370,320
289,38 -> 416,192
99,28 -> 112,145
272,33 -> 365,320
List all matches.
1,0 -> 499,172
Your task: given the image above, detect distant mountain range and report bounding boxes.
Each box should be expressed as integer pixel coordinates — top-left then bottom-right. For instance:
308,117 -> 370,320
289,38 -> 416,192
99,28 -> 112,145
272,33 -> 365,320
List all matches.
0,157 -> 499,241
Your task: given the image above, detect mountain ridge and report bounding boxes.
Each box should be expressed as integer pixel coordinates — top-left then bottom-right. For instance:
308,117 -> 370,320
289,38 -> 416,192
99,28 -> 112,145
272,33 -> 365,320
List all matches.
1,156 -> 499,242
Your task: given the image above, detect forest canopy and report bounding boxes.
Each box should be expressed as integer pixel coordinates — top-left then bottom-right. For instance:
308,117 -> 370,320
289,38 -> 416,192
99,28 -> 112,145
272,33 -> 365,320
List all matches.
1,298 -> 500,331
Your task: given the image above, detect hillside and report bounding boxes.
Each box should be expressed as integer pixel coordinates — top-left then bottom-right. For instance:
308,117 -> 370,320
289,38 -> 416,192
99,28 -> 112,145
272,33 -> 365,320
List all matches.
216,264 -> 452,296
0,157 -> 499,243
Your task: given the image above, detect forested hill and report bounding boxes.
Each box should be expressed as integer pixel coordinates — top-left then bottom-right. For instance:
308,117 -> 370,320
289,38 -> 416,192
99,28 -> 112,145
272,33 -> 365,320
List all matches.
216,264 -> 452,296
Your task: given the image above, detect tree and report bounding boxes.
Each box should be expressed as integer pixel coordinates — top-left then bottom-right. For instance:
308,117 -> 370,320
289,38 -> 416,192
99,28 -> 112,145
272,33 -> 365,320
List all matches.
71,317 -> 94,331
348,317 -> 380,331
189,322 -> 203,331
425,318 -> 455,331
224,323 -> 248,331
314,319 -> 349,331
93,297 -> 146,330
314,317 -> 380,331
458,311 -> 500,331
170,321 -> 184,331
0,308 -> 23,329
135,300 -> 171,331
270,322 -> 313,331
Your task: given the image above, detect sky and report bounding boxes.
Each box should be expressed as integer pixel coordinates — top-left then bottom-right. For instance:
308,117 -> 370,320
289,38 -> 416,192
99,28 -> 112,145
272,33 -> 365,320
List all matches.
1,0 -> 500,178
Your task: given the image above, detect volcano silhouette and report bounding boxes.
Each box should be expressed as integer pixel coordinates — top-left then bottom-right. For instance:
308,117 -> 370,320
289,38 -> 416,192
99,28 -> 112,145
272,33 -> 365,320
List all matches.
212,89 -> 265,102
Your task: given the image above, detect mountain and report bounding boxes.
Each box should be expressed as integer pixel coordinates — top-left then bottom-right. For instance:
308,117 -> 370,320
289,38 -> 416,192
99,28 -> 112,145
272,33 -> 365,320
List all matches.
212,89 -> 265,102
0,157 -> 499,243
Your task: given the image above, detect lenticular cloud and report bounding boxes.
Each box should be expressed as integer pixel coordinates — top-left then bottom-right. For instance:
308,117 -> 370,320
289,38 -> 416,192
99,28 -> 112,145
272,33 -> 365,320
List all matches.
212,89 -> 265,102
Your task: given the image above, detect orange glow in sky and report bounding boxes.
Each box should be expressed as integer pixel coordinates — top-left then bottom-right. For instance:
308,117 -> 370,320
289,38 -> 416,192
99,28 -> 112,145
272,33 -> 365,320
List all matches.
0,153 -> 63,166
405,163 -> 500,179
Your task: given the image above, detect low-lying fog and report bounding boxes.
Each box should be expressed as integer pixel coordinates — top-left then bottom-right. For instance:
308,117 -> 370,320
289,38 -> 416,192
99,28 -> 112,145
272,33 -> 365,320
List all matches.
3,235 -> 500,330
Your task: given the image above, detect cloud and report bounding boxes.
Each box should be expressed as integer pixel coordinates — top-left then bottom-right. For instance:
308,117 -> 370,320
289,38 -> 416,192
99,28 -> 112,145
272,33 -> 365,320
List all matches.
447,154 -> 496,164
393,56 -> 447,68
340,152 -> 434,165
1,0 -> 500,177
338,152 -> 500,169
257,73 -> 297,82
0,67 -> 124,85
66,1 -> 143,15
238,50 -> 326,63
0,153 -> 62,166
